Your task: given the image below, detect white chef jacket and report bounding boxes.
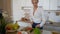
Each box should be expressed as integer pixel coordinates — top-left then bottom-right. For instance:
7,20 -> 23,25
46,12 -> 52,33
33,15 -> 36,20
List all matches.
30,7 -> 46,27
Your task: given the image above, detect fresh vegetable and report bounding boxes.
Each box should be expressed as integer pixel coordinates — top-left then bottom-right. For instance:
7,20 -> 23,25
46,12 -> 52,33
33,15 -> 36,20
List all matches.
33,27 -> 41,34
5,22 -> 20,30
26,27 -> 32,31
18,32 -> 22,34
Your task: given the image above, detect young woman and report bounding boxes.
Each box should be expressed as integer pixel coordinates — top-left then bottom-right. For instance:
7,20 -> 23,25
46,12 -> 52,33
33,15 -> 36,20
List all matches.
30,0 -> 46,30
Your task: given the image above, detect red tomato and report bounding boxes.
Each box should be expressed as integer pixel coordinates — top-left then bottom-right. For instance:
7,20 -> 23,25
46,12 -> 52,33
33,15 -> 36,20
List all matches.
26,27 -> 32,30
18,32 -> 22,34
6,26 -> 12,30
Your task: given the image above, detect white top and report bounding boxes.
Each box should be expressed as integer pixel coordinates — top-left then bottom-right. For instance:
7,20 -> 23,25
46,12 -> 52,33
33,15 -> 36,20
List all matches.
30,7 -> 46,27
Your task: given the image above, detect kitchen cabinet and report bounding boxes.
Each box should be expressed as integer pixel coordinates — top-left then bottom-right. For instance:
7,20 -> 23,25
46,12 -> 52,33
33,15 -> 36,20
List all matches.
43,0 -> 49,10
49,0 -> 57,10
43,0 -> 59,10
57,0 -> 60,6
57,0 -> 60,10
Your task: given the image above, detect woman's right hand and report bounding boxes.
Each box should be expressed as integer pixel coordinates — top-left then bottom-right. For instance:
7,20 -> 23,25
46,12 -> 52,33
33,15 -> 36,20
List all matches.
36,24 -> 40,28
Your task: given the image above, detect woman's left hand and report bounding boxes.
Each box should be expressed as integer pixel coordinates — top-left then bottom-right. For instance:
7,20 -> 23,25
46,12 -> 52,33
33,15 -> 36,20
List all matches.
36,24 -> 40,28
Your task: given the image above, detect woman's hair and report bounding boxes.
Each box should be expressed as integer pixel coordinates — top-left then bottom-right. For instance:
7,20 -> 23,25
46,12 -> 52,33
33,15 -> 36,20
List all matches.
32,0 -> 39,3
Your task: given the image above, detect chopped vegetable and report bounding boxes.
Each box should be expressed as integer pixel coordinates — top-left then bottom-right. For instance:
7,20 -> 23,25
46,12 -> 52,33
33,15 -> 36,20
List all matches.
33,27 -> 41,34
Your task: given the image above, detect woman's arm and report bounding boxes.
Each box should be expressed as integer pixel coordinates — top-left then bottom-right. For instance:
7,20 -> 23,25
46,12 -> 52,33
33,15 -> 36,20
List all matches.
29,16 -> 34,24
40,10 -> 46,27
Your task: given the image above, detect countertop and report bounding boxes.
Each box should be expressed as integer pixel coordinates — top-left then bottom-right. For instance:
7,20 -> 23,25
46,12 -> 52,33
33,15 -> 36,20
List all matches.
43,22 -> 60,32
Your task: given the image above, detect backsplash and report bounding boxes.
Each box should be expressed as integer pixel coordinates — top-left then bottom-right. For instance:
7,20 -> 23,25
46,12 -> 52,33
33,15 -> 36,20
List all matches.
44,10 -> 60,22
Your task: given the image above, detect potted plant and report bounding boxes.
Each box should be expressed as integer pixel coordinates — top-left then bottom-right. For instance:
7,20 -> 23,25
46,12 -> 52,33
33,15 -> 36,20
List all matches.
0,14 -> 7,34
0,10 -> 8,34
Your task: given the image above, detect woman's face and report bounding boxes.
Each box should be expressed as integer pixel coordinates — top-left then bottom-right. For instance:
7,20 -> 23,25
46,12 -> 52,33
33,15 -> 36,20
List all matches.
32,0 -> 38,6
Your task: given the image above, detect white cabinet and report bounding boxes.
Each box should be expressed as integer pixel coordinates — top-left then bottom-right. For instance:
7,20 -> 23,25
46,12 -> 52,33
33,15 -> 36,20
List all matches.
57,0 -> 60,10
49,0 -> 57,10
18,0 -> 59,10
43,0 -> 50,10
21,0 -> 32,6
43,0 -> 58,10
57,0 -> 60,6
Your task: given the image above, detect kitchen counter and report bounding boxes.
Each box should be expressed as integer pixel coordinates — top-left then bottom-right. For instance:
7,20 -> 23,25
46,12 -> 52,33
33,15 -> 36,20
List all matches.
6,21 -> 60,34
17,21 -> 60,32
43,22 -> 60,32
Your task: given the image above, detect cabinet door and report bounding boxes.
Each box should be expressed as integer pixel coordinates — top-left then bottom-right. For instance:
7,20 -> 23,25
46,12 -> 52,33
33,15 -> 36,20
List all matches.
49,0 -> 57,10
21,0 -> 32,6
57,0 -> 60,10
43,0 -> 58,10
43,0 -> 50,10
57,0 -> 60,6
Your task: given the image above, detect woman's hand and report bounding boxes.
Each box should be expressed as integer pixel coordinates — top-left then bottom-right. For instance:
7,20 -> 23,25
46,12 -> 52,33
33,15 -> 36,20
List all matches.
36,24 -> 40,28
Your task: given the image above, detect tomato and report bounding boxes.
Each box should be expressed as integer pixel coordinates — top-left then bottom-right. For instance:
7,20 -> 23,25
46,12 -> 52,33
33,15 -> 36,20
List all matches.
18,32 -> 22,34
26,27 -> 32,30
6,26 -> 12,30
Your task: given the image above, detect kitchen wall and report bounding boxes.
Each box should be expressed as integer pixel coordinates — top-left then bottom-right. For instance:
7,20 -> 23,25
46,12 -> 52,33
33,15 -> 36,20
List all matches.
0,0 -> 12,17
12,0 -> 60,22
0,0 -> 3,9
44,10 -> 60,22
12,0 -> 33,22
58,0 -> 60,6
57,0 -> 60,10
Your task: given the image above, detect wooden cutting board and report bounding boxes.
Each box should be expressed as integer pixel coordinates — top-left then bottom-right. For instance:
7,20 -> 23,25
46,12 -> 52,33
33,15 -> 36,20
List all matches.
52,32 -> 60,34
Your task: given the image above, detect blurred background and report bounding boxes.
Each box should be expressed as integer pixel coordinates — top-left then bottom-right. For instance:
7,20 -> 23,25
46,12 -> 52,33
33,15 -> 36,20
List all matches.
0,0 -> 60,34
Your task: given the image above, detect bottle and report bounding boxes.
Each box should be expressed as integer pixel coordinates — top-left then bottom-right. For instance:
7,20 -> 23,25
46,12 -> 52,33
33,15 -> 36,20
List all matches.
13,21 -> 20,30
